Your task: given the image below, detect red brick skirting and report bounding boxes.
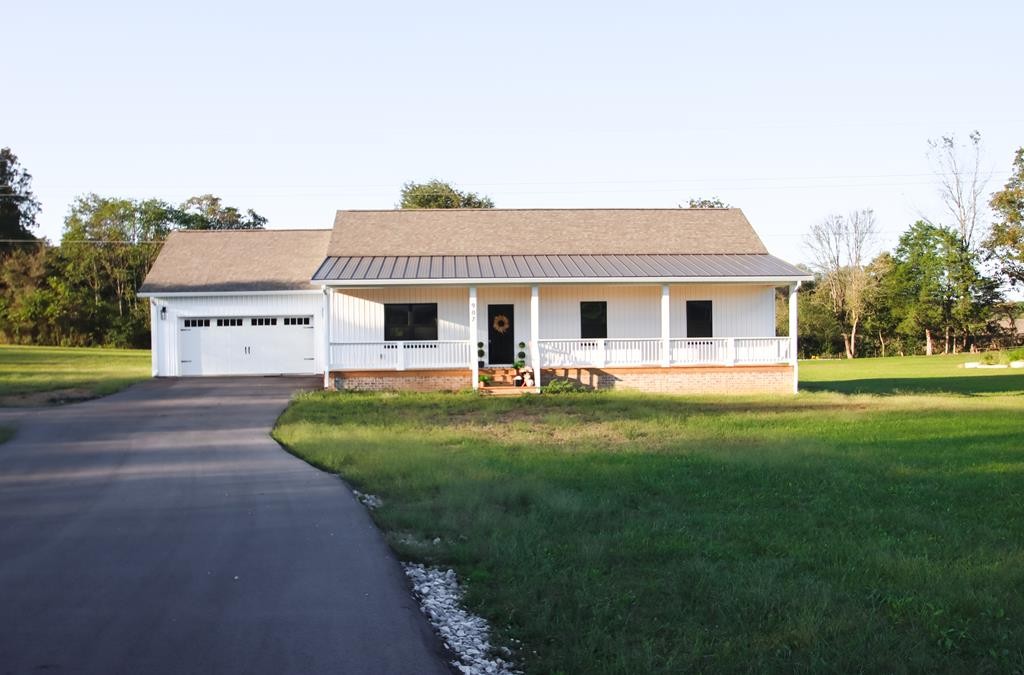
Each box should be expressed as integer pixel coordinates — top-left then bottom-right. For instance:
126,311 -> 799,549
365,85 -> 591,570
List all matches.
331,370 -> 472,392
329,365 -> 796,394
541,365 -> 795,395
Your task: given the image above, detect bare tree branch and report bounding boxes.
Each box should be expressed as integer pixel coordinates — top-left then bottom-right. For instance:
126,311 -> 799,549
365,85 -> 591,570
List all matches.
927,130 -> 990,250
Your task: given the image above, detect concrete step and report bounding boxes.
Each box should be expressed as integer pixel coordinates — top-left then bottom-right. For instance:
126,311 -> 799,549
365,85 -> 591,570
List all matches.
478,385 -> 540,396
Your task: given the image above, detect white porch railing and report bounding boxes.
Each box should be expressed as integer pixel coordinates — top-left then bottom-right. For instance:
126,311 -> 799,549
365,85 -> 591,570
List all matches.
328,337 -> 790,370
537,338 -> 663,367
330,340 -> 471,370
734,337 -> 792,364
541,337 -> 791,368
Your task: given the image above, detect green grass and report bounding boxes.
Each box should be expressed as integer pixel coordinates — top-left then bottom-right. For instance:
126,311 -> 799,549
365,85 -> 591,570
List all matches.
0,344 -> 151,399
273,357 -> 1024,674
801,353 -> 1024,395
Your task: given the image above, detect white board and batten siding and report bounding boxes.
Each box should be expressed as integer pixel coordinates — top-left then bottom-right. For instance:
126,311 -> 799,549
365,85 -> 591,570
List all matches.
330,284 -> 777,343
151,293 -> 325,377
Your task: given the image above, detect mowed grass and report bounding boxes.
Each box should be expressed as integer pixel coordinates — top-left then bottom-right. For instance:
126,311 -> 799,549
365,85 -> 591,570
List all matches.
0,344 -> 151,398
273,359 -> 1024,674
801,352 -> 1024,395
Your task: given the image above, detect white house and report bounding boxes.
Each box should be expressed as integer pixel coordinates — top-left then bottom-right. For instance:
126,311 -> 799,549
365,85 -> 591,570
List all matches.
140,208 -> 812,394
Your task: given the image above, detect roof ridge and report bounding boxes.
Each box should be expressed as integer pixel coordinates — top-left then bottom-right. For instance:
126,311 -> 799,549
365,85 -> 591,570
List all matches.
328,252 -> 777,257
337,207 -> 738,213
171,228 -> 330,233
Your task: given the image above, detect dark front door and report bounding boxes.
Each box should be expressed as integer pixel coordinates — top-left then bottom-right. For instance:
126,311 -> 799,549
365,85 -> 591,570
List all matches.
487,304 -> 515,364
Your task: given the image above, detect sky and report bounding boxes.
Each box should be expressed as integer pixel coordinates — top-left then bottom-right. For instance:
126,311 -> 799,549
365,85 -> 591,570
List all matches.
4,0 -> 1022,267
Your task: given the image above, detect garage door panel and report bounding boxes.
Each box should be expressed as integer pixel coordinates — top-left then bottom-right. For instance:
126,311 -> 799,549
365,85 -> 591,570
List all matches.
178,316 -> 315,376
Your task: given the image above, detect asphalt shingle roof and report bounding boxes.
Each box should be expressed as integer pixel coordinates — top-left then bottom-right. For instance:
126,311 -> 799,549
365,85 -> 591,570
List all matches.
139,229 -> 331,294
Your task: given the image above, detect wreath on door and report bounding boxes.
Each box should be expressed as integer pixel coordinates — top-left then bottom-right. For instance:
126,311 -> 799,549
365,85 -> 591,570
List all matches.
492,314 -> 510,334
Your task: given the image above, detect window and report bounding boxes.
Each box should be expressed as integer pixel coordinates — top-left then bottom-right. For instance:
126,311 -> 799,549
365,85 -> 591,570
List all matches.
384,303 -> 438,341
580,301 -> 607,339
284,317 -> 310,326
686,301 -> 713,338
216,318 -> 243,327
183,319 -> 209,328
251,317 -> 277,326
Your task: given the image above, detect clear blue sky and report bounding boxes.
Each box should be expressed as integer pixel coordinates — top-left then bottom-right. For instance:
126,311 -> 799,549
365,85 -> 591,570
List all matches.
5,0 -> 1021,266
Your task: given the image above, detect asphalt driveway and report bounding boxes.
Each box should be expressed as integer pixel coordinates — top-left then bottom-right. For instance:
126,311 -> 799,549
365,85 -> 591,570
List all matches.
0,377 -> 451,675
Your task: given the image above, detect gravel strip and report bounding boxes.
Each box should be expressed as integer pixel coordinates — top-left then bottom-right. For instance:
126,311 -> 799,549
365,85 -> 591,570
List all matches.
403,563 -> 519,675
352,489 -> 382,509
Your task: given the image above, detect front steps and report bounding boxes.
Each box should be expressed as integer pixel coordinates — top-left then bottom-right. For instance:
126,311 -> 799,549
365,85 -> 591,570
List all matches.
478,368 -> 539,395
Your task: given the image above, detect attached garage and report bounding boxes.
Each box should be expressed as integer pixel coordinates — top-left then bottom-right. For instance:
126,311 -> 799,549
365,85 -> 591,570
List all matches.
139,229 -> 331,378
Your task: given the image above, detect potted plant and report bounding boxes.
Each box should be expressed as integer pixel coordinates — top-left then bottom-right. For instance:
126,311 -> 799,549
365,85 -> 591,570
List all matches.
478,342 -> 486,369
478,373 -> 492,387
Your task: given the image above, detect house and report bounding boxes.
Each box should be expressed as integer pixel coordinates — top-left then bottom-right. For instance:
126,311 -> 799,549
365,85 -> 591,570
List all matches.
140,208 -> 812,394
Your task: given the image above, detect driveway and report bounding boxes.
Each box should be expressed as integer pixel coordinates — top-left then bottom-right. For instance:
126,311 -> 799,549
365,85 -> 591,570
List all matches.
0,378 -> 451,675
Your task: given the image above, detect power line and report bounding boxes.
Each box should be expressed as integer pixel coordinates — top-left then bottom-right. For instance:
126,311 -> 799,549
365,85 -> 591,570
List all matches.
34,170 -> 1011,193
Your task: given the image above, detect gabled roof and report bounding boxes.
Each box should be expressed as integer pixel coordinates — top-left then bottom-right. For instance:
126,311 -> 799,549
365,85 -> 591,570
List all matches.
326,208 -> 769,256
140,229 -> 331,294
315,208 -> 810,284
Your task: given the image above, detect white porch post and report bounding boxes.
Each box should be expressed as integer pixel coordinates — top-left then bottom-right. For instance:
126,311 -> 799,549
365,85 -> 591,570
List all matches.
469,286 -> 479,390
530,285 -> 540,389
789,282 -> 800,394
322,287 -> 332,389
149,299 -> 159,377
660,284 -> 670,367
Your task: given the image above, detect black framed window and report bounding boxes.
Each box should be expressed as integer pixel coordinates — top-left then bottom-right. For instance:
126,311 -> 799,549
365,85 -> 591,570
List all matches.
385,303 -> 438,341
580,301 -> 607,339
686,300 -> 713,338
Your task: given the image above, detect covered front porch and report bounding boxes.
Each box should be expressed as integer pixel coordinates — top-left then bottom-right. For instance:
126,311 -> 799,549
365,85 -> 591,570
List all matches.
321,282 -> 800,392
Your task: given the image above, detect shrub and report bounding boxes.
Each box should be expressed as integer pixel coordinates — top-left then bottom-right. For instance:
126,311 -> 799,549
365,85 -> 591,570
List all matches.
542,378 -> 593,394
981,353 -> 999,365
1008,347 -> 1024,362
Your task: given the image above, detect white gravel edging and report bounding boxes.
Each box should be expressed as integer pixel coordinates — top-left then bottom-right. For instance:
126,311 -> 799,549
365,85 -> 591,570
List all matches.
352,489 -> 382,509
403,563 -> 519,675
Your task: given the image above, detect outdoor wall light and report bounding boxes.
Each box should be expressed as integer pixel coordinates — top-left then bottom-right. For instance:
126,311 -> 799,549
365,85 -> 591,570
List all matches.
160,306 -> 167,320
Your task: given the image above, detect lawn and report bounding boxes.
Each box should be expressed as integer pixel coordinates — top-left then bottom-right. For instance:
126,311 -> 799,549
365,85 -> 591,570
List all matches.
0,344 -> 151,401
801,352 -> 1024,395
273,357 -> 1024,674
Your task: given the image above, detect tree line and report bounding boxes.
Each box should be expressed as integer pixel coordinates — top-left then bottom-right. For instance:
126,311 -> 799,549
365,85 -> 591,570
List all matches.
786,135 -> 1024,357
0,148 -> 267,347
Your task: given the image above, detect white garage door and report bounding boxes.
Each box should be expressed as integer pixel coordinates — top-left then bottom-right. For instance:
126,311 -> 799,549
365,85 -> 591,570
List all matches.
178,316 -> 316,376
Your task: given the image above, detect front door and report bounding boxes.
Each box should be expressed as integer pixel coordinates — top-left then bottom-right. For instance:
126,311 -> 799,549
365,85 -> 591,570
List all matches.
487,304 -> 515,364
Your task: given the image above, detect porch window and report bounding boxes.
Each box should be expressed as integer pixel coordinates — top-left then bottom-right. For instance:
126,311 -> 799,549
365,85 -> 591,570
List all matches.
686,300 -> 713,337
580,301 -> 607,339
384,303 -> 438,341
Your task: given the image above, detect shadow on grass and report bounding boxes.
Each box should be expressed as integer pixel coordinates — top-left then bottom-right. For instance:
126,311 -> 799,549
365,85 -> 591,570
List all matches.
801,374 -> 1024,396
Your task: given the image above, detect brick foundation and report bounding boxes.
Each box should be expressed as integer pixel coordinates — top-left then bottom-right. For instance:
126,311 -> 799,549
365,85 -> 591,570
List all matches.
541,365 -> 796,395
331,369 -> 472,392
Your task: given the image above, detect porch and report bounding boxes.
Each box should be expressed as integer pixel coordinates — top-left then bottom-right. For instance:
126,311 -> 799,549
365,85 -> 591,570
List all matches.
322,282 -> 800,392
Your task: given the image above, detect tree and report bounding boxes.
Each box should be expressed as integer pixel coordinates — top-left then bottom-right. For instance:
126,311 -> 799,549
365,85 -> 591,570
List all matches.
887,220 -> 999,355
683,197 -> 730,208
172,194 -> 267,230
890,222 -> 947,355
986,147 -> 1024,286
57,195 -> 178,345
861,252 -> 901,357
0,148 -> 41,248
399,180 -> 494,209
804,209 -> 877,358
927,130 -> 988,250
